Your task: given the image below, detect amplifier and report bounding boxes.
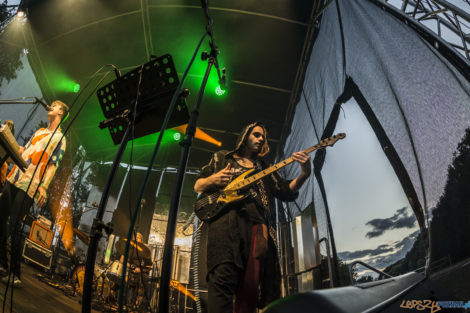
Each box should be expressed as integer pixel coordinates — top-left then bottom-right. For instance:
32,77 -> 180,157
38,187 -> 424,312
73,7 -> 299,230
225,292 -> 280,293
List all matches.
36,215 -> 52,228
29,221 -> 53,249
23,238 -> 52,270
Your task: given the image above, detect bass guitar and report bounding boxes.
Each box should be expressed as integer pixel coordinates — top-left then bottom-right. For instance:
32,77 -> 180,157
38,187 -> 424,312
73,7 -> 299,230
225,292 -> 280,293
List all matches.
194,133 -> 346,222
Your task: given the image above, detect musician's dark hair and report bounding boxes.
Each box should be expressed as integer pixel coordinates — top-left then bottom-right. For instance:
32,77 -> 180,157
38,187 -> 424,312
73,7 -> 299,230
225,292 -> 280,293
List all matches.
235,122 -> 270,158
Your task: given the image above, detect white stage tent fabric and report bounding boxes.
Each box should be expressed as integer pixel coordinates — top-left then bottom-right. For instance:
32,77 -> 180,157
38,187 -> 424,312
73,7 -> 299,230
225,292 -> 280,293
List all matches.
281,0 -> 470,250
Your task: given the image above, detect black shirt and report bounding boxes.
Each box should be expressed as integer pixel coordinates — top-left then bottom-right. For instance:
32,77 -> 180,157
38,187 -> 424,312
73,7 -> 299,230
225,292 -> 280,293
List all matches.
196,150 -> 298,273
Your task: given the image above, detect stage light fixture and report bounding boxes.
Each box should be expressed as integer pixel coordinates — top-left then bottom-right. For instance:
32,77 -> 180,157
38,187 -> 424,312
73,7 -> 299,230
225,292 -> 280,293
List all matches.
173,132 -> 182,141
17,10 -> 25,18
215,85 -> 226,96
73,83 -> 80,93
173,124 -> 222,146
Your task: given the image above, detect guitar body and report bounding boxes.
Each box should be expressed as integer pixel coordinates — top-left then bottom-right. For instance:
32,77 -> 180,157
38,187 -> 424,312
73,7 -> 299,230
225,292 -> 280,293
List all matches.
193,133 -> 346,222
194,169 -> 256,222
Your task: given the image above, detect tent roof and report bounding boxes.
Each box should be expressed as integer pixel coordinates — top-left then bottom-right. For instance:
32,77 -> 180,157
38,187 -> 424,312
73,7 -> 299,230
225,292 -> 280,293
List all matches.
19,0 -> 314,168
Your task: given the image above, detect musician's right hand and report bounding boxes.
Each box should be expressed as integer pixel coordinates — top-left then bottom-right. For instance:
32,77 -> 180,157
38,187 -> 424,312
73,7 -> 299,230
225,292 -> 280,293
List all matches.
194,163 -> 232,193
209,163 -> 232,187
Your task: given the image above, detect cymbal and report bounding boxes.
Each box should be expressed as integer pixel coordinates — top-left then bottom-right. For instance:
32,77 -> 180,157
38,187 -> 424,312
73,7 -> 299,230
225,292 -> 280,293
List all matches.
115,238 -> 151,261
72,228 -> 90,245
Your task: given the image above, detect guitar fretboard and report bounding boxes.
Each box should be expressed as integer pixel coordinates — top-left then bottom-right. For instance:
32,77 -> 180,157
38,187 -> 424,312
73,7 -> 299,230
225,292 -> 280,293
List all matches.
225,132 -> 345,191
225,143 -> 323,191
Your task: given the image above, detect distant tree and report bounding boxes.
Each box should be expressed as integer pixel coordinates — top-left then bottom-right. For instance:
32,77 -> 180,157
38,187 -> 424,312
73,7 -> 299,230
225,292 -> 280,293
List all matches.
333,257 -> 356,286
384,231 -> 426,276
429,128 -> 470,267
319,256 -> 354,287
0,1 -> 14,30
0,2 -> 23,95
356,275 -> 374,283
70,147 -> 92,219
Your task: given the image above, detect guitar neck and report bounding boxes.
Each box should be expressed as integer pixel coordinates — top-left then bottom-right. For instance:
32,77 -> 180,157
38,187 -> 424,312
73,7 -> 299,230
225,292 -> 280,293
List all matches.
230,143 -> 323,190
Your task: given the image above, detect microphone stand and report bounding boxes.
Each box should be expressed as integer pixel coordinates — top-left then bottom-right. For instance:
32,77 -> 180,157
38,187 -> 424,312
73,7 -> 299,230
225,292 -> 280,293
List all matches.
158,55 -> 214,313
0,97 -> 47,141
0,98 -> 36,105
200,0 -> 226,87
0,97 -> 49,109
82,120 -> 130,313
157,3 -> 224,311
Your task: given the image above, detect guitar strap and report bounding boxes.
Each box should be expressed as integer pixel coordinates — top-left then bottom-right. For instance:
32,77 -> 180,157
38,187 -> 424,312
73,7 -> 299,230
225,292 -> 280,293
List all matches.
212,150 -> 229,173
254,159 -> 279,248
211,152 -> 279,248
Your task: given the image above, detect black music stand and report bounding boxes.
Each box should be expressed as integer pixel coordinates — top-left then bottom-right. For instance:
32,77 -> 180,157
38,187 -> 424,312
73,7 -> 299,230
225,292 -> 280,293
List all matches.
82,54 -> 189,313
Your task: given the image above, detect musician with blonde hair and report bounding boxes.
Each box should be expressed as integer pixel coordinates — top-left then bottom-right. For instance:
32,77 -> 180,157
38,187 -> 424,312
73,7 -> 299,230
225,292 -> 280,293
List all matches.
0,100 -> 68,288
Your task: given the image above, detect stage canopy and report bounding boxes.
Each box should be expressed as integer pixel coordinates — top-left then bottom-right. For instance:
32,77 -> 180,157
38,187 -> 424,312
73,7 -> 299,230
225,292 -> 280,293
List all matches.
1,0 -> 315,167
281,0 -> 470,276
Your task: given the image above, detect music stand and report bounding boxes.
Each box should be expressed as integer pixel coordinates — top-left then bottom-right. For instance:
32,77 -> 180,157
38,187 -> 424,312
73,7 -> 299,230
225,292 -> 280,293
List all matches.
97,54 -> 189,144
82,54 -> 189,312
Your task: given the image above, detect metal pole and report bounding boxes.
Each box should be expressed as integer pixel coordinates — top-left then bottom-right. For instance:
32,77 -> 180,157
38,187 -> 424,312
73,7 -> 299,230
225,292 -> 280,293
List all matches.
319,237 -> 334,288
82,125 -> 131,313
155,167 -> 167,199
158,57 -> 214,313
114,165 -> 130,213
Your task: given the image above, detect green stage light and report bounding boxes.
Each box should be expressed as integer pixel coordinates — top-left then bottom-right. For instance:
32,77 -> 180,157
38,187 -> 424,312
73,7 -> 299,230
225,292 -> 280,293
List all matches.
215,85 -> 226,96
173,132 -> 182,141
73,83 -> 80,93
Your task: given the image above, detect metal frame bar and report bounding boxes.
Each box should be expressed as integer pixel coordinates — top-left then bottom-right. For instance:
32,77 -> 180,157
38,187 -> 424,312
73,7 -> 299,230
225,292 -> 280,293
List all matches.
384,0 -> 470,61
319,237 -> 334,288
348,260 -> 393,285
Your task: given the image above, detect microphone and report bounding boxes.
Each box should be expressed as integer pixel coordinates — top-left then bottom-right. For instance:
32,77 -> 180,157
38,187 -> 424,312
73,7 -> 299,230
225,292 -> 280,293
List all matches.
35,97 -> 50,111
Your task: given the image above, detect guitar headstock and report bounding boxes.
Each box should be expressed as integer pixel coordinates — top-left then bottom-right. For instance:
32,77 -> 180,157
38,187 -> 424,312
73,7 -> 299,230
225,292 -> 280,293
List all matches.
320,133 -> 346,147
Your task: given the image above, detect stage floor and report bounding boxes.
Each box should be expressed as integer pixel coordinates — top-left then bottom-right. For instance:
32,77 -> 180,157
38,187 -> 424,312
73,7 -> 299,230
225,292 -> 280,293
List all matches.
0,263 -> 98,313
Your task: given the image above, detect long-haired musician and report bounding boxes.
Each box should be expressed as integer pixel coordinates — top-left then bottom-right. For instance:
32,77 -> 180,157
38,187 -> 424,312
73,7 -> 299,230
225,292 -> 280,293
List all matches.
194,122 -> 311,313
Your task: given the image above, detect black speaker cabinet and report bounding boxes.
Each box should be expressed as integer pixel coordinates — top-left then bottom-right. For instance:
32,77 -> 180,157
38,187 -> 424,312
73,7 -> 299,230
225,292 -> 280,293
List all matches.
23,238 -> 52,270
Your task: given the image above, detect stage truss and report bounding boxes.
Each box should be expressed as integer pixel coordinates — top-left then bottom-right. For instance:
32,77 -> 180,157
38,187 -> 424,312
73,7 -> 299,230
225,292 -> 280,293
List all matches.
382,0 -> 470,60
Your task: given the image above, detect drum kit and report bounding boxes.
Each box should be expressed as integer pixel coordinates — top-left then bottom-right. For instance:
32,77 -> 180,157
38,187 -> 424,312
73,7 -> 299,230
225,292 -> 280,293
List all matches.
70,228 -> 195,312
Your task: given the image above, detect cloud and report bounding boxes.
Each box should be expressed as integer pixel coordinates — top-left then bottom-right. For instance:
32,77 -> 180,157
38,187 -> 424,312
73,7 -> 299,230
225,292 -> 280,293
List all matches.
338,244 -> 394,260
338,230 -> 421,269
365,207 -> 416,238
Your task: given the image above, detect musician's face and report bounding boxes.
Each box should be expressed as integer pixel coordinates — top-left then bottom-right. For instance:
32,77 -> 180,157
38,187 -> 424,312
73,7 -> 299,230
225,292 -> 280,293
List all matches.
246,126 -> 265,154
136,233 -> 143,243
47,102 -> 64,120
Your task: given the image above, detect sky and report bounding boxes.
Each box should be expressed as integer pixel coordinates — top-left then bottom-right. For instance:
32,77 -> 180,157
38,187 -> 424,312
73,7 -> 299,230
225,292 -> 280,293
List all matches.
0,54 -> 46,144
323,100 -> 418,253
321,100 -> 420,273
